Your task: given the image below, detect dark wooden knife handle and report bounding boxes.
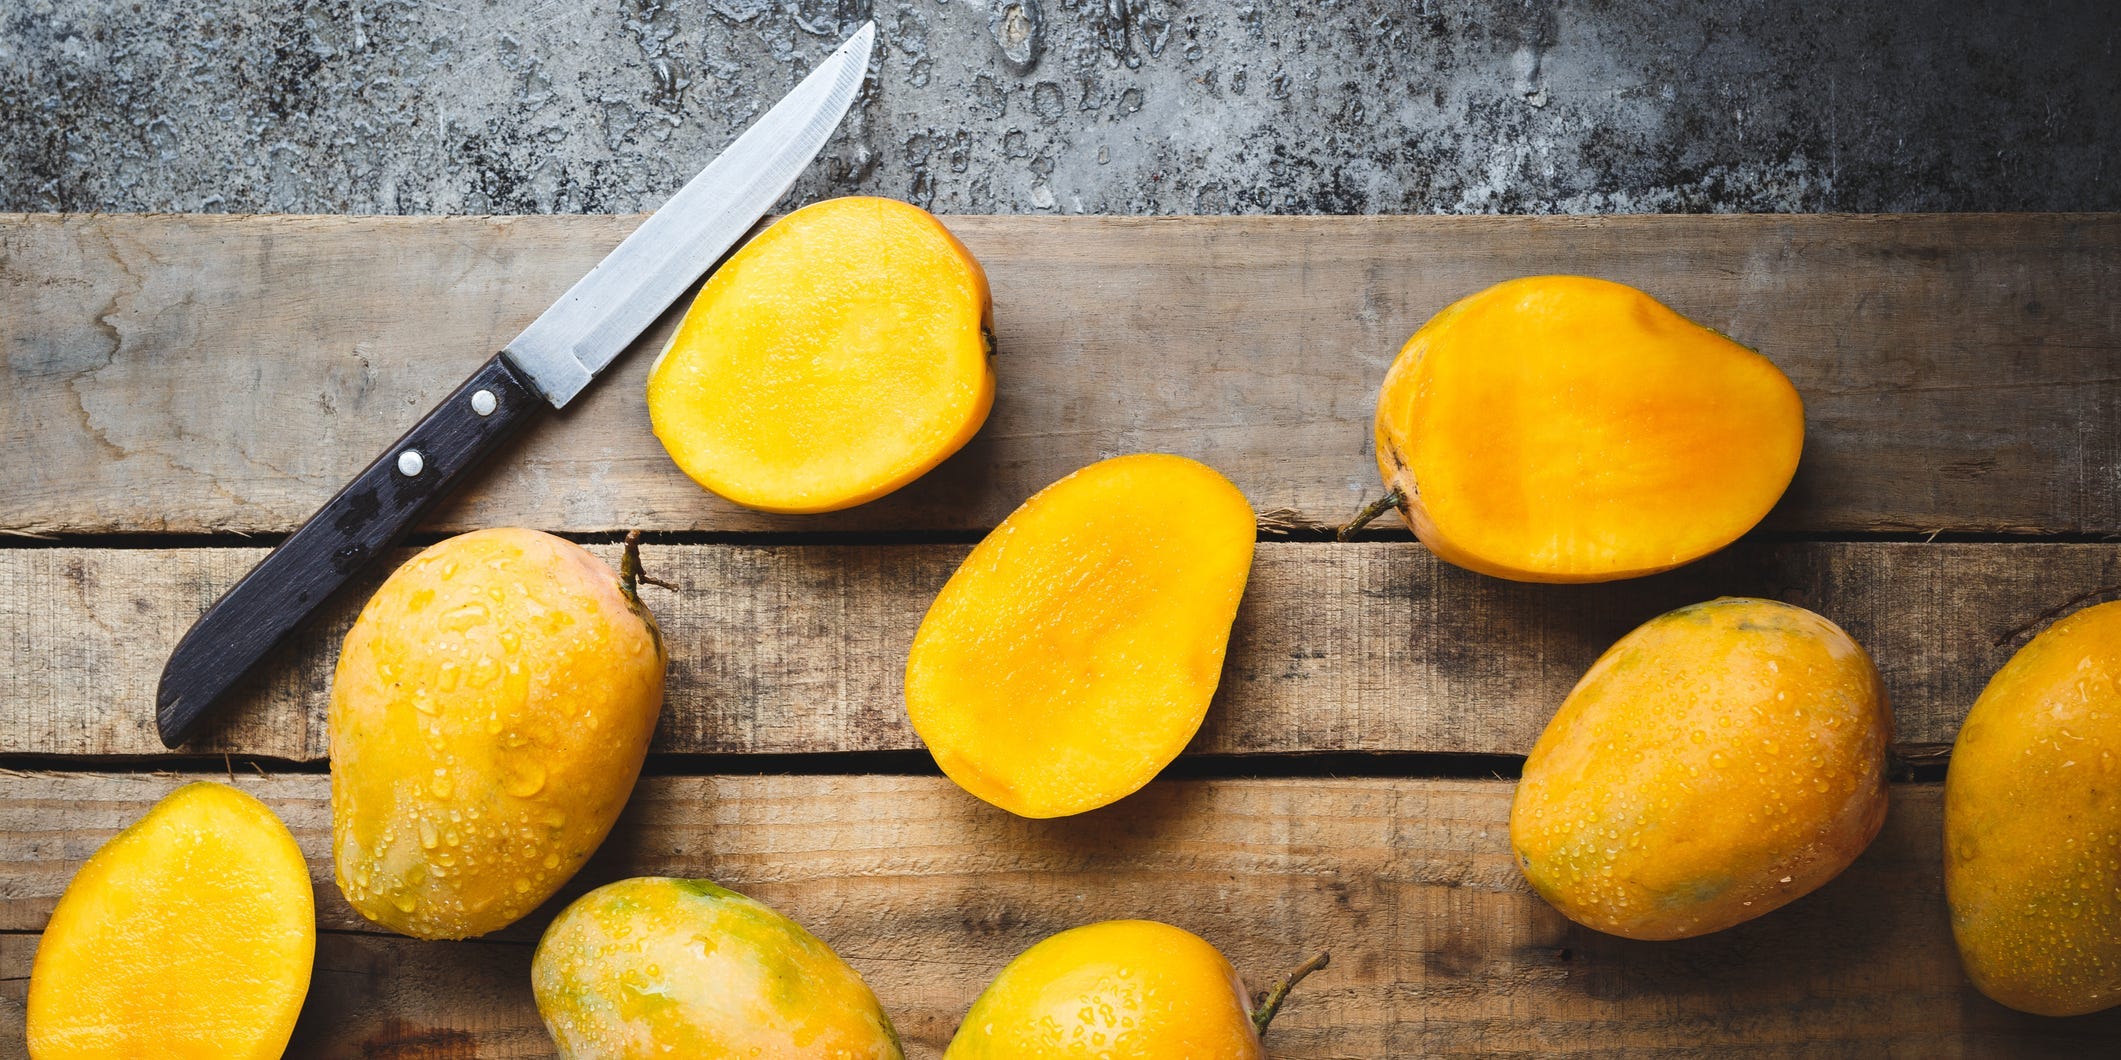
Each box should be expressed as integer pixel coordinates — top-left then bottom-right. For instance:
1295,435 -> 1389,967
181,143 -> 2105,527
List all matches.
155,353 -> 543,747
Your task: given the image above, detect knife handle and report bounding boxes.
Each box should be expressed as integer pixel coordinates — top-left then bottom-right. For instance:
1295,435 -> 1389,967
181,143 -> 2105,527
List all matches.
155,353 -> 544,747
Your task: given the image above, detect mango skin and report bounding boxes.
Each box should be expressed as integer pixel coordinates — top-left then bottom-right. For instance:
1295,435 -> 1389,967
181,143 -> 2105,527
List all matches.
946,920 -> 1262,1059
532,877 -> 903,1059
1373,275 -> 1804,582
1511,598 -> 1890,940
331,528 -> 665,939
28,782 -> 315,1060
648,195 -> 994,514
1946,599 -> 2121,1016
905,453 -> 1256,818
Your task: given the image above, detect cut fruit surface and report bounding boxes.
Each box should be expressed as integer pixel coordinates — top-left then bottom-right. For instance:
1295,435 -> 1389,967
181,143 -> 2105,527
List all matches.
648,195 -> 994,514
905,454 -> 1255,818
28,781 -> 315,1060
1373,275 -> 1803,582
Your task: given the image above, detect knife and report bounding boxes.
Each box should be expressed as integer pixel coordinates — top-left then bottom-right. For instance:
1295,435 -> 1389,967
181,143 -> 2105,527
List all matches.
154,23 -> 876,748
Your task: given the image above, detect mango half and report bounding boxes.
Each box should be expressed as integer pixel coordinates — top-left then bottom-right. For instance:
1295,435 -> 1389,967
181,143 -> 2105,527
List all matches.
1371,276 -> 1804,582
28,782 -> 314,1060
947,920 -> 1268,1059
648,195 -> 994,513
331,528 -> 665,939
1512,598 -> 1890,939
905,453 -> 1255,818
532,877 -> 902,1059
1946,599 -> 2121,1016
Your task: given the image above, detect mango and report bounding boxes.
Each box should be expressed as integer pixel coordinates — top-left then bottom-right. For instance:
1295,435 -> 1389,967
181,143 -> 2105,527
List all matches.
28,782 -> 314,1060
948,920 -> 1323,1058
905,453 -> 1255,818
1511,597 -> 1889,939
532,877 -> 902,1058
647,195 -> 994,513
1946,599 -> 2121,1016
331,528 -> 665,939
1368,276 -> 1803,581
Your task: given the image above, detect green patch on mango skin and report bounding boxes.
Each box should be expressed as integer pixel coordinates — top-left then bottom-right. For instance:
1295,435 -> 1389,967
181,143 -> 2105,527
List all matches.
670,877 -> 742,901
1654,875 -> 1734,910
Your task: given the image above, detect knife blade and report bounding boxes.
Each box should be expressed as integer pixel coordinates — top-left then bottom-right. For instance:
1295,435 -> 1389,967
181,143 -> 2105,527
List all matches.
155,22 -> 875,748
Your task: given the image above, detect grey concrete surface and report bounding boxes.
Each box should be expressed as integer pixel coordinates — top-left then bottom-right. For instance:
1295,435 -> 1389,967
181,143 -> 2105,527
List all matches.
2,0 -> 2115,216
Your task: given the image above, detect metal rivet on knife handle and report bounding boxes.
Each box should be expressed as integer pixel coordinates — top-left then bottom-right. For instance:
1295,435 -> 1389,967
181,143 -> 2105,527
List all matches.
471,389 -> 498,416
396,450 -> 425,477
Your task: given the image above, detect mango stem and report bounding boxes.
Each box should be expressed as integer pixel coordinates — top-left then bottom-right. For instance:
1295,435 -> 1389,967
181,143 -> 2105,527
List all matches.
1336,490 -> 1405,541
1251,950 -> 1330,1036
619,530 -> 677,605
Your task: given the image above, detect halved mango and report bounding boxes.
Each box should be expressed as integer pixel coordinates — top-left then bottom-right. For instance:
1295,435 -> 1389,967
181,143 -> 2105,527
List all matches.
1372,276 -> 1804,582
905,454 -> 1255,818
1946,599 -> 2121,1016
28,781 -> 315,1060
1511,598 -> 1890,940
647,195 -> 995,514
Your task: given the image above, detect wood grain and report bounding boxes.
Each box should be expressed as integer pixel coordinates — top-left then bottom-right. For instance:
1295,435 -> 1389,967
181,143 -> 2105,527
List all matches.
7,540 -> 2118,761
0,771 -> 2113,1057
4,213 -> 2116,537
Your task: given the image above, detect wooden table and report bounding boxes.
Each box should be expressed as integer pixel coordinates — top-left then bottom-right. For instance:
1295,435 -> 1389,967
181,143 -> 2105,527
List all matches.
3,213 -> 2119,1056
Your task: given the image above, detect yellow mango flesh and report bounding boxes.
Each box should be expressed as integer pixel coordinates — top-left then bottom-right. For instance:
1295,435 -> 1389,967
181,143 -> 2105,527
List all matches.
1946,599 -> 2121,1016
28,782 -> 314,1060
648,195 -> 994,513
905,453 -> 1255,818
1512,598 -> 1889,940
331,528 -> 665,939
946,919 -> 1262,1059
1374,275 -> 1804,582
533,877 -> 902,1059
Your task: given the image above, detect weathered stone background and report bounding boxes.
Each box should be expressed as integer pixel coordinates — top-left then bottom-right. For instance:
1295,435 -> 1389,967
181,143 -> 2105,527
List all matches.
2,0 -> 2115,215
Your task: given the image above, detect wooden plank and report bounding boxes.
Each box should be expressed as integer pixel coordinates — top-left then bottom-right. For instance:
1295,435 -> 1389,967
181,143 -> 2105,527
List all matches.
0,771 -> 2114,1057
5,540 -> 2115,761
3,213 -> 2115,537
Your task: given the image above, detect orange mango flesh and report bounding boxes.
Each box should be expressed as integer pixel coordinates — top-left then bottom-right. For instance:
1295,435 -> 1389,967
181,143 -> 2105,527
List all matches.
1374,275 -> 1804,582
945,920 -> 1262,1059
905,453 -> 1255,818
1946,599 -> 2121,1016
532,877 -> 903,1059
1511,598 -> 1890,940
647,195 -> 994,514
331,528 -> 665,939
28,782 -> 315,1060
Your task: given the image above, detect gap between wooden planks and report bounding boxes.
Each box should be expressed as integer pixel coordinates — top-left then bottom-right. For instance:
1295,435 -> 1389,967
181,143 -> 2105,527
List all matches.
2,213 -> 2117,537
0,771 -> 2114,1058
5,539 -> 2118,762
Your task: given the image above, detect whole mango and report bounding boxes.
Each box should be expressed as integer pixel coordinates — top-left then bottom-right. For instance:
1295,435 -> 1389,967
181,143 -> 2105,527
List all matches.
532,877 -> 902,1058
1946,599 -> 2121,1016
947,920 -> 1324,1059
331,528 -> 665,939
1512,597 -> 1890,939
28,782 -> 314,1060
